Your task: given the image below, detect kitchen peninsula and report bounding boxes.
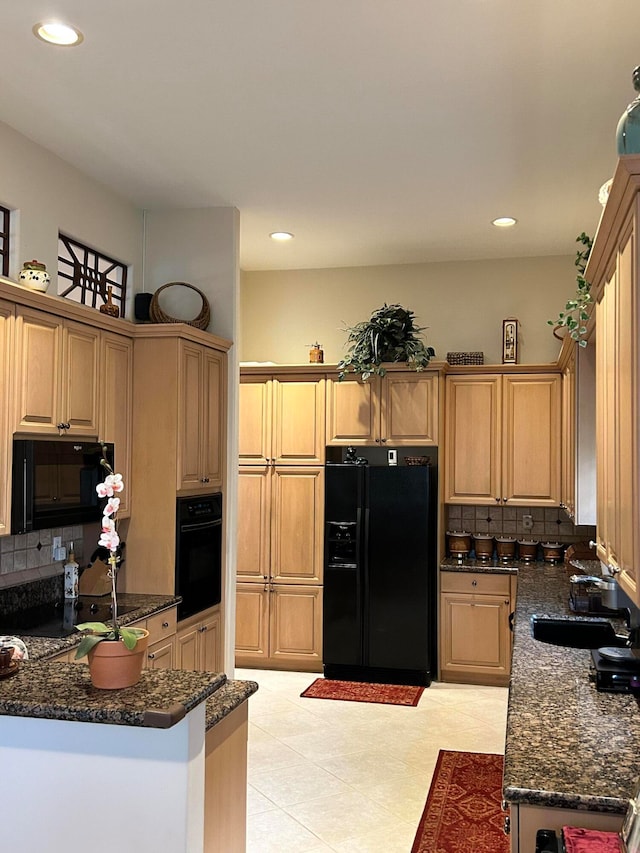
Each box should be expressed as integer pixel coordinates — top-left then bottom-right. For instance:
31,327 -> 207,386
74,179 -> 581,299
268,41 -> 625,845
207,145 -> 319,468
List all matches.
504,561 -> 637,851
0,596 -> 257,853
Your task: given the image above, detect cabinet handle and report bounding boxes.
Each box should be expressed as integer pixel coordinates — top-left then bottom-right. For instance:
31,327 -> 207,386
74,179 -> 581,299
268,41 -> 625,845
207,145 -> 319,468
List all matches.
57,422 -> 68,430
503,497 -> 507,503
199,625 -> 207,633
375,438 -> 381,444
503,815 -> 510,836
162,621 -> 169,629
471,580 -> 477,587
148,652 -> 155,660
495,497 -> 500,503
381,437 -> 387,443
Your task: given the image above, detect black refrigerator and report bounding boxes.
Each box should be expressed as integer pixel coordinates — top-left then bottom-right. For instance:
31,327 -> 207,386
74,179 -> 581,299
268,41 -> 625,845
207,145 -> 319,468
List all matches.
323,449 -> 437,687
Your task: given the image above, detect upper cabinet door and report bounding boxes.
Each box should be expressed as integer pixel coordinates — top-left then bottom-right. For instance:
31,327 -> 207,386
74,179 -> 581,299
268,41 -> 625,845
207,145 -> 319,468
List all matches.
61,320 -> 100,436
202,348 -> 225,487
239,376 -> 272,464
0,300 -> 14,536
272,376 -> 325,464
178,342 -> 204,490
14,307 -> 61,433
381,371 -> 439,445
99,332 -> 133,517
444,375 -> 502,504
239,374 -> 325,464
502,374 -> 561,506
14,308 -> 99,436
325,376 -> 379,445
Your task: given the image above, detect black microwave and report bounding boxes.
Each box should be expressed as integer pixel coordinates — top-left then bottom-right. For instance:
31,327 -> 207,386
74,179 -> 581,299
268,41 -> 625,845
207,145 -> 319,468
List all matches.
11,439 -> 115,534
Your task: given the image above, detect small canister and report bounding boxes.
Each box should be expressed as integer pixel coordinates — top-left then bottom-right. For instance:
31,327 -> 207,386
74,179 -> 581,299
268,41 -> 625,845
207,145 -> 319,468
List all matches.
541,542 -> 564,563
447,531 -> 471,559
64,545 -> 79,600
473,534 -> 494,561
19,259 -> 51,292
517,539 -> 539,562
496,536 -> 517,561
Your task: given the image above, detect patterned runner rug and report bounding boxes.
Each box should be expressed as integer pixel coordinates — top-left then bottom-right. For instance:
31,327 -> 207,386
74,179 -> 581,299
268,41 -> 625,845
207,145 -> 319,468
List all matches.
300,678 -> 425,706
411,750 -> 509,853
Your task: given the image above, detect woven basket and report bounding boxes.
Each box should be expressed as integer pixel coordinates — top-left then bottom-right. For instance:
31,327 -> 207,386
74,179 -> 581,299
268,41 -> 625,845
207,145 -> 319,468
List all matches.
149,282 -> 211,330
446,351 -> 484,365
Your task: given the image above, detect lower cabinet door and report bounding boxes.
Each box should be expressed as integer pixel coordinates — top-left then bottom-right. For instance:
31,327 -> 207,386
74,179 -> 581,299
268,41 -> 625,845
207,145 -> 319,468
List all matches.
269,584 -> 322,668
235,582 -> 322,670
176,625 -> 199,670
199,609 -> 222,672
440,592 -> 511,684
235,584 -> 270,663
146,637 -> 175,669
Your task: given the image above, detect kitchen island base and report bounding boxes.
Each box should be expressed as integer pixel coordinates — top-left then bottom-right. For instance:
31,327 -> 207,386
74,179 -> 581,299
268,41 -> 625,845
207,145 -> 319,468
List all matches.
0,703 -> 208,853
509,802 -> 623,853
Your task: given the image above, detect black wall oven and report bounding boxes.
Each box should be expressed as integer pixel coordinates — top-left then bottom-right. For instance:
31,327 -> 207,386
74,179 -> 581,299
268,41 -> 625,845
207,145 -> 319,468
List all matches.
175,493 -> 222,620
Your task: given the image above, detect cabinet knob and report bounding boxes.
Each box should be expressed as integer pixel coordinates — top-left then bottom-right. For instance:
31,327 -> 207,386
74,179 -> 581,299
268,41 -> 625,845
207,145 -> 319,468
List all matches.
57,422 -> 69,430
148,653 -> 155,660
381,437 -> 387,443
495,497 -> 500,503
162,621 -> 169,629
375,438 -> 381,444
199,625 -> 207,633
471,580 -> 477,587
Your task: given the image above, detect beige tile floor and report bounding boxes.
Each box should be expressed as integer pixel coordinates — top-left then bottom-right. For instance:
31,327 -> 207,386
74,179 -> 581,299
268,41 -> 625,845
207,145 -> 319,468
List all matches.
237,668 -> 509,852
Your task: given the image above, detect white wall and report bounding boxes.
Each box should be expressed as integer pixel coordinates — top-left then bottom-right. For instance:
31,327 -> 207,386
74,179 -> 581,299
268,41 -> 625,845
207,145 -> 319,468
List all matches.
144,208 -> 240,675
240,254 -> 573,365
0,120 -> 143,319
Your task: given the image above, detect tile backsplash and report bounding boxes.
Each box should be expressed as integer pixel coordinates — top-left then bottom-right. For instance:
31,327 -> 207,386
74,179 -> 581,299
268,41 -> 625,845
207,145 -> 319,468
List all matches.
0,527 -> 84,589
445,504 -> 595,544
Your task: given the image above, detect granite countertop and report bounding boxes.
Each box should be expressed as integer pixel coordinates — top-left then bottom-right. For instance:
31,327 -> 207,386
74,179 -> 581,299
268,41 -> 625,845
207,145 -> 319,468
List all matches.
503,561 -> 640,814
0,593 -> 258,730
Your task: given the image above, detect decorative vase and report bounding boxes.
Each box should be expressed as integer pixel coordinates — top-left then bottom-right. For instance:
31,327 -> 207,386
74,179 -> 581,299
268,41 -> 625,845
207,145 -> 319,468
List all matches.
616,66 -> 640,155
19,259 -> 50,292
99,285 -> 120,318
86,629 -> 149,689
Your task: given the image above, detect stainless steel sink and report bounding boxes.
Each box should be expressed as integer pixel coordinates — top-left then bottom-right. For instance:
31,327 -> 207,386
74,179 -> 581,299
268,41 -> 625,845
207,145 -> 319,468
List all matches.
530,615 -> 627,649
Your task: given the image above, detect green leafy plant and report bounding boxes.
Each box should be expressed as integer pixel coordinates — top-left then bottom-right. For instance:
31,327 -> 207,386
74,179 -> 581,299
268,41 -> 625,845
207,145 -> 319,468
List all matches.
548,232 -> 593,347
338,303 -> 435,381
74,448 -> 145,659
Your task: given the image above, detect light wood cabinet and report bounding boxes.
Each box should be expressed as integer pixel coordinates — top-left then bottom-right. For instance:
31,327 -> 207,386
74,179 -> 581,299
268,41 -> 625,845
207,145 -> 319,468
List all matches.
235,582 -> 323,670
326,369 -> 439,446
178,343 -> 225,491
14,307 -> 100,436
176,606 -> 222,672
589,172 -> 639,602
444,373 -> 561,505
559,339 -> 596,526
125,326 -> 230,610
0,300 -> 13,536
440,571 -> 516,686
239,373 -> 326,464
237,466 -> 324,584
99,332 -> 133,517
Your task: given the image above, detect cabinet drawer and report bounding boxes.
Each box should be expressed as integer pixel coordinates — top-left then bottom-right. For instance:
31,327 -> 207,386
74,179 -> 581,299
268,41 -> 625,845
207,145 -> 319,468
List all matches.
146,607 -> 178,642
440,571 -> 511,596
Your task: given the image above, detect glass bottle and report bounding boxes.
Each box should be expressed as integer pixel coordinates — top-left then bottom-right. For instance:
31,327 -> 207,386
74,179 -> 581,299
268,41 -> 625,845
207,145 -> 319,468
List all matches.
616,66 -> 640,155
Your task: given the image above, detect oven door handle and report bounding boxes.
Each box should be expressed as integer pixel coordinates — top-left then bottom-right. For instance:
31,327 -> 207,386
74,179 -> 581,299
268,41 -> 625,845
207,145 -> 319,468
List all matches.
180,519 -> 222,532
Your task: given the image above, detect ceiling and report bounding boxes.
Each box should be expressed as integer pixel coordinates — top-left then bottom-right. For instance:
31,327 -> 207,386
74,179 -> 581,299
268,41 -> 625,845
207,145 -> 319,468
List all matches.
2,2 -> 639,271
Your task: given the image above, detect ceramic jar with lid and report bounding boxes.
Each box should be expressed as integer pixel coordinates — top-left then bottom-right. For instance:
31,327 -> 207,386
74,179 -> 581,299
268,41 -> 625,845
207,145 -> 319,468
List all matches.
517,539 -> 539,562
473,533 -> 494,561
19,259 -> 50,292
446,531 -> 471,558
496,536 -> 516,561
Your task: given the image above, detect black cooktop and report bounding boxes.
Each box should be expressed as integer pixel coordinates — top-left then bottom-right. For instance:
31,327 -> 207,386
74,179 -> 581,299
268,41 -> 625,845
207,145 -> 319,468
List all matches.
1,598 -> 138,639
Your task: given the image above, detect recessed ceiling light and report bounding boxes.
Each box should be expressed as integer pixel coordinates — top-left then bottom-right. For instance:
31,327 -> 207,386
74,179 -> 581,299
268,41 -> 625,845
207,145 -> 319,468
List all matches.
492,217 -> 518,228
33,22 -> 84,46
270,231 -> 294,242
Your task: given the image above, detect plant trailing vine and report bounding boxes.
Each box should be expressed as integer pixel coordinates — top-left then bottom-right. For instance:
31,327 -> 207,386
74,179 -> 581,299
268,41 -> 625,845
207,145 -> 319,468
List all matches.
548,232 -> 593,347
338,303 -> 435,381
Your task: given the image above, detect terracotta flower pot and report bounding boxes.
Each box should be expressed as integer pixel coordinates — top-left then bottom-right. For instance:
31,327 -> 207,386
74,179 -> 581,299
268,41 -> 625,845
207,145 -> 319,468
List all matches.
87,629 -> 149,690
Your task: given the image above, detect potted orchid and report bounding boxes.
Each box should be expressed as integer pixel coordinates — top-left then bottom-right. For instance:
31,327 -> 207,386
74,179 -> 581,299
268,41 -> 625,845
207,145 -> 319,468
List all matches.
74,446 -> 148,688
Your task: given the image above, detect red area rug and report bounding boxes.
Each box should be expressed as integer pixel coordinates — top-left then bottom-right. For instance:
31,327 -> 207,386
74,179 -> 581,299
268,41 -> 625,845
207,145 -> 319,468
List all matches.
300,678 -> 424,706
411,750 -> 509,853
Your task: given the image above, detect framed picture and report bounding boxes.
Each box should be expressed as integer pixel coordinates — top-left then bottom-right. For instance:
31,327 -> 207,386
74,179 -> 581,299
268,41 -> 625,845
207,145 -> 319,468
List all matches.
502,318 -> 518,364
